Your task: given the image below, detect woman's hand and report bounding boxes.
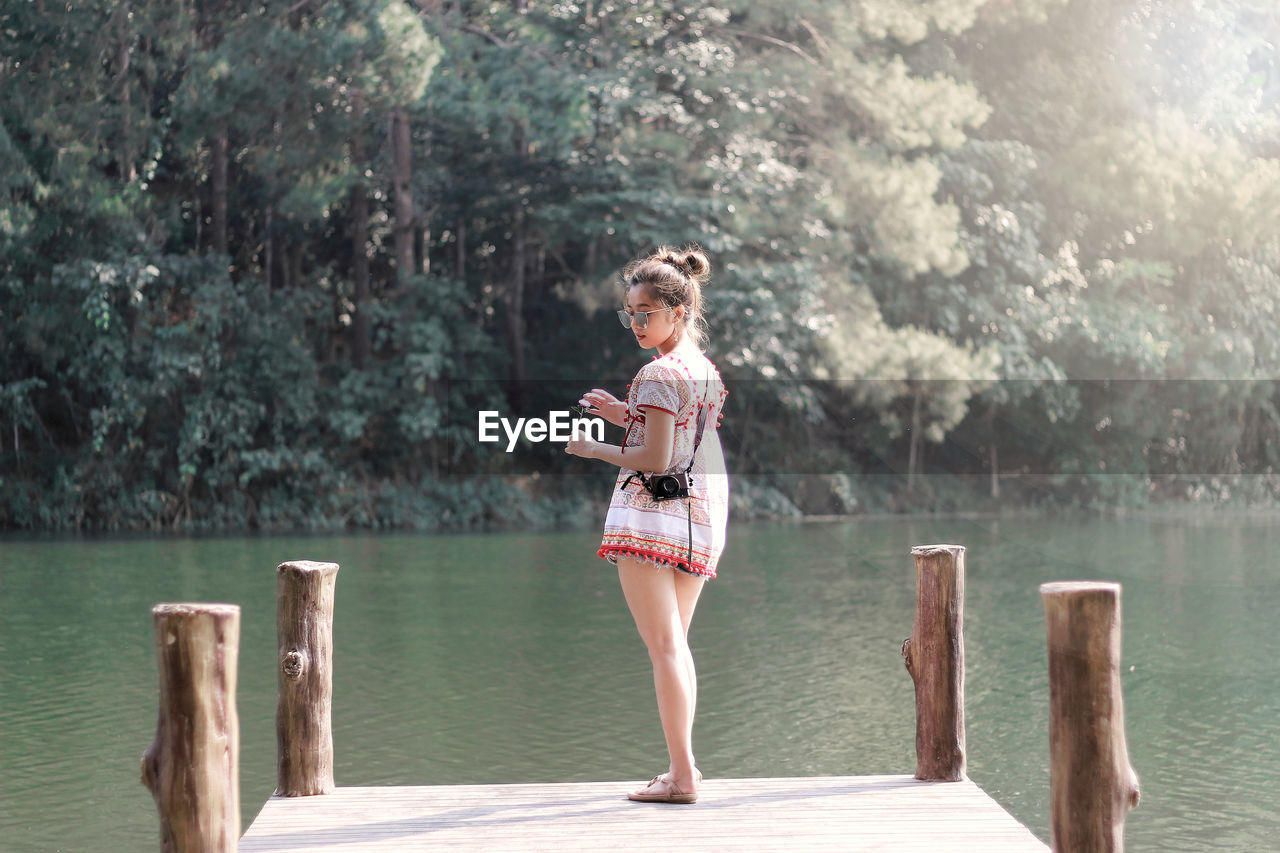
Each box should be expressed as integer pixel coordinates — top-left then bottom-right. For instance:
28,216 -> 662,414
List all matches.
578,388 -> 629,429
564,433 -> 598,459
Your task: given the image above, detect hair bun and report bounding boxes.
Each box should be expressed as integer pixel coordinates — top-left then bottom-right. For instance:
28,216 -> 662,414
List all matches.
670,246 -> 710,283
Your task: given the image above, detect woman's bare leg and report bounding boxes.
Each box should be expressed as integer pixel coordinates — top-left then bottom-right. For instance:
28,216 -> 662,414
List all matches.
664,571 -> 705,779
617,557 -> 700,795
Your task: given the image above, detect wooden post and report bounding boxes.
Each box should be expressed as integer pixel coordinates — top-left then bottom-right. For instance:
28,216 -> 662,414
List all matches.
1041,582 -> 1141,852
276,560 -> 340,796
140,603 -> 241,853
901,544 -> 966,781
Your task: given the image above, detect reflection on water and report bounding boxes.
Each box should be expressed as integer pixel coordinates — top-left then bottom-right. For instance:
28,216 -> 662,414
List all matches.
1,515 -> 1278,851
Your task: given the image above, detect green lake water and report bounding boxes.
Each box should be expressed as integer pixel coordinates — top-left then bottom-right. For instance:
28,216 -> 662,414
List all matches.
2,514 -> 1277,851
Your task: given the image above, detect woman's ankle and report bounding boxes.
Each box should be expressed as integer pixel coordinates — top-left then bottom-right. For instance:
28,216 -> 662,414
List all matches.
661,763 -> 701,782
671,760 -> 697,781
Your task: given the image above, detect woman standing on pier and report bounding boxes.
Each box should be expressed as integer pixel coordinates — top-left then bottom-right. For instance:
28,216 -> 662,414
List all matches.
565,245 -> 730,805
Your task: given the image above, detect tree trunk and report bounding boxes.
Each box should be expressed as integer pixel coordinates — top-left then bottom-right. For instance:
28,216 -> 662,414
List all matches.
276,560 -> 340,796
140,603 -> 241,852
289,243 -> 303,291
507,205 -> 527,404
1040,582 -> 1141,852
989,441 -> 999,498
197,0 -> 227,260
901,544 -> 966,782
264,204 -> 275,289
455,216 -> 466,280
420,222 -> 431,276
350,90 -> 371,369
907,386 -> 922,489
505,128 -> 529,407
585,232 -> 599,278
117,1 -> 136,183
988,404 -> 999,499
211,124 -> 229,256
391,106 -> 415,288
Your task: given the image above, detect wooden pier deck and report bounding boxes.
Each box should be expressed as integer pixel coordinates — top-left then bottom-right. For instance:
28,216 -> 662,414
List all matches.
240,774 -> 1048,851
147,553 -> 1136,849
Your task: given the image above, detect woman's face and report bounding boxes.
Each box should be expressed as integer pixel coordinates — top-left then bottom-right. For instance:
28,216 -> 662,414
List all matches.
625,284 -> 683,350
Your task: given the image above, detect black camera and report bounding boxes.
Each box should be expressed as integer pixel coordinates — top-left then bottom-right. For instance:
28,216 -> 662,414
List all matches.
645,472 -> 690,501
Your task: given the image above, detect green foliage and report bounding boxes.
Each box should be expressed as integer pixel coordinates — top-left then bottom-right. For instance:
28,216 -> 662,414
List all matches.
3,0 -> 1280,531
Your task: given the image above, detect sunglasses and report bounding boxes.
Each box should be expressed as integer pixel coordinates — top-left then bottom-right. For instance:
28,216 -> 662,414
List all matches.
616,307 -> 671,330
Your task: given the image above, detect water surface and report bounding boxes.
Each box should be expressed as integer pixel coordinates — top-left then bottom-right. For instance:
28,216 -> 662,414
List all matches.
1,514 -> 1277,850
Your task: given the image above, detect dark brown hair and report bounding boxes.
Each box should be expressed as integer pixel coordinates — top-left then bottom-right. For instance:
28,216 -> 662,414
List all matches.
621,244 -> 712,350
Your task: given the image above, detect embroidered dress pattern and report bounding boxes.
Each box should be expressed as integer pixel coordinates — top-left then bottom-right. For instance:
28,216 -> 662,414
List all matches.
597,351 -> 730,578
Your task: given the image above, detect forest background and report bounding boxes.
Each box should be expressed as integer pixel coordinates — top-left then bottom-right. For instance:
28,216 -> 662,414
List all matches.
3,0 -> 1279,533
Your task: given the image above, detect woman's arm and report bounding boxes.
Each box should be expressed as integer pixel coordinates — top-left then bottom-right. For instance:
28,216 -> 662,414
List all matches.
565,407 -> 674,472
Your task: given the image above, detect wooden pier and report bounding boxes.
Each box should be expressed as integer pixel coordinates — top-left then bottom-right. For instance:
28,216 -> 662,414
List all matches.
140,548 -> 1139,851
239,775 -> 1047,852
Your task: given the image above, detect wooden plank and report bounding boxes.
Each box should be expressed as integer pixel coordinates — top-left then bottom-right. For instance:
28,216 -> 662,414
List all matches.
240,775 -> 1047,852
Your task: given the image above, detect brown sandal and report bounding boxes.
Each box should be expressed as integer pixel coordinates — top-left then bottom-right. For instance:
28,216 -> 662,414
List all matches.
627,775 -> 698,804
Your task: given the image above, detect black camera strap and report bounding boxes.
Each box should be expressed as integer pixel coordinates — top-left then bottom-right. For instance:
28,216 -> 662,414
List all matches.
620,372 -> 712,573
678,400 -> 709,572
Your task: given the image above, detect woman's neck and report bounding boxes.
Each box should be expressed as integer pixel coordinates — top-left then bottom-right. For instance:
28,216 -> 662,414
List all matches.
657,335 -> 699,359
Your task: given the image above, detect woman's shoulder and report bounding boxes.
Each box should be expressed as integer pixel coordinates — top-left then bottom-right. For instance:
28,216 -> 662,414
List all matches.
655,347 -> 718,371
638,351 -> 689,378
638,348 -> 725,389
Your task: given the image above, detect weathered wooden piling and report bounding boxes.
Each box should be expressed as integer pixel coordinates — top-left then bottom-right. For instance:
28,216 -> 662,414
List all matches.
1040,581 -> 1141,852
276,560 -> 340,796
140,602 -> 241,853
902,544 -> 966,782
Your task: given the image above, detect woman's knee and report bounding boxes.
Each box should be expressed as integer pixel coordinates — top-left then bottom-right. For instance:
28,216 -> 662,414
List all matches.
644,627 -> 688,662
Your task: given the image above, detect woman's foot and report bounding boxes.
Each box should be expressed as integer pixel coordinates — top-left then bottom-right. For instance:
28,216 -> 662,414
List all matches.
657,766 -> 702,784
627,774 -> 698,804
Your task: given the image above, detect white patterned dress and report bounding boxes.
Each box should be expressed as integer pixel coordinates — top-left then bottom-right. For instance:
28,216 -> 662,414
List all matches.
597,349 -> 730,579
